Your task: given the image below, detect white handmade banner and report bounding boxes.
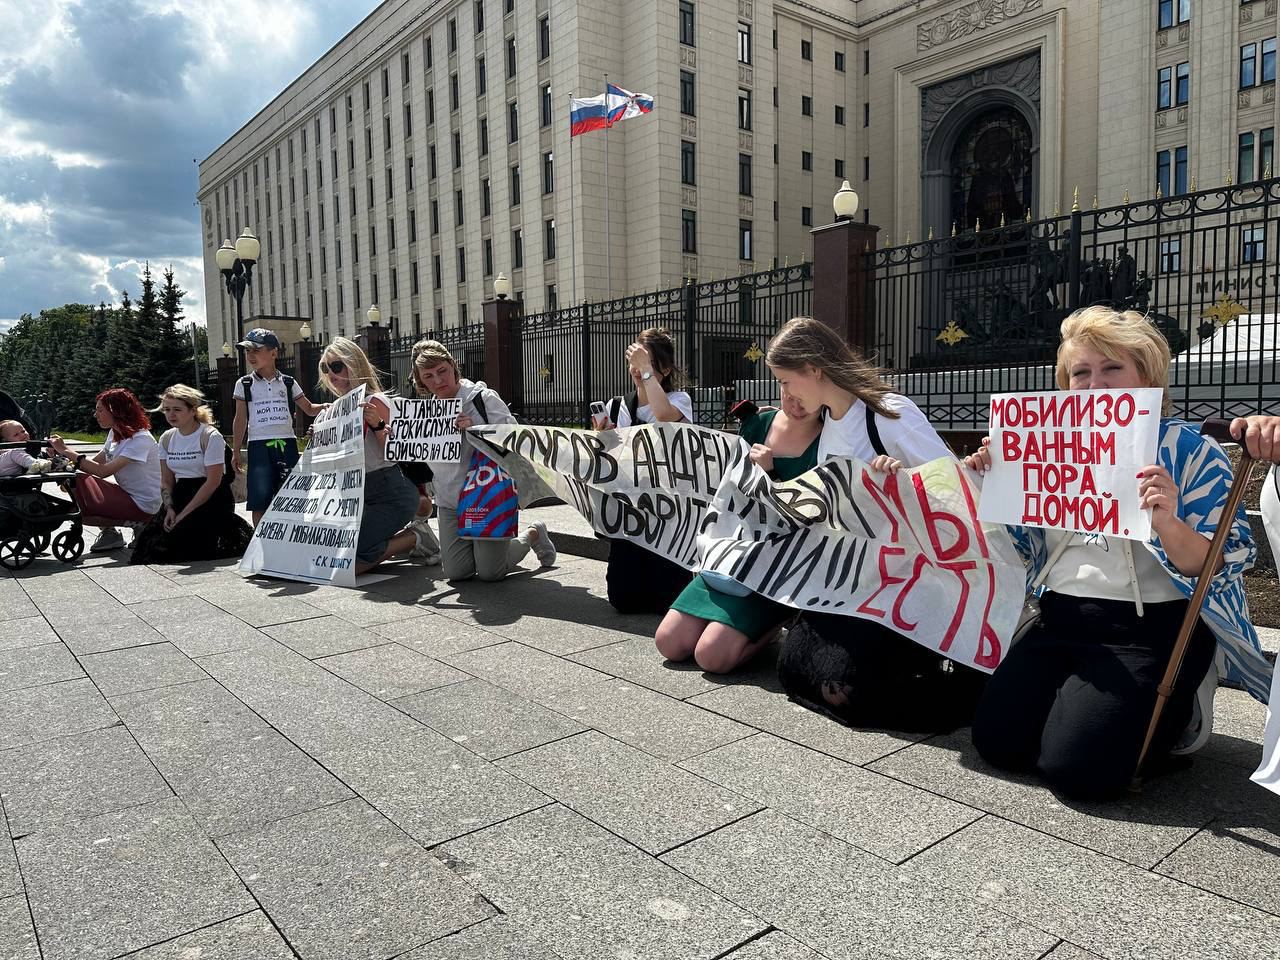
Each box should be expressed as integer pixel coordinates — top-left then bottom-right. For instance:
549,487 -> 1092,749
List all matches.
977,388 -> 1163,540
239,385 -> 367,586
475,422 -> 1026,671
1253,467 -> 1280,796
387,397 -> 462,463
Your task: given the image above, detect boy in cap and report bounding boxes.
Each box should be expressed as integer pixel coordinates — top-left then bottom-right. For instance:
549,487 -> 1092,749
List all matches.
231,328 -> 326,525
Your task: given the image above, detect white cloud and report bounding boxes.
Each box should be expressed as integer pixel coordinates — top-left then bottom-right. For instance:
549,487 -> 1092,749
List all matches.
0,196 -> 51,229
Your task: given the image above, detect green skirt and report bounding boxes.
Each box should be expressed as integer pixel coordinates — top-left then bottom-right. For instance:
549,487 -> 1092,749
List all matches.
670,574 -> 794,640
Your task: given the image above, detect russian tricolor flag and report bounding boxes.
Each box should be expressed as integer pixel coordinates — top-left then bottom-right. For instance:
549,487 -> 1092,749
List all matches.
570,82 -> 654,137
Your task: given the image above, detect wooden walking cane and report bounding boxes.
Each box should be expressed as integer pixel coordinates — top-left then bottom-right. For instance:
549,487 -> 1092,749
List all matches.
1131,418 -> 1255,791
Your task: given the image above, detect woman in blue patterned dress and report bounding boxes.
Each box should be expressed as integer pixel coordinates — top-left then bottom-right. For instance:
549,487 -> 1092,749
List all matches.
963,306 -> 1270,801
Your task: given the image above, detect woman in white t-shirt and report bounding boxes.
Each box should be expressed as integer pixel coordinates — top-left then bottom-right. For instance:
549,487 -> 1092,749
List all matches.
603,326 -> 697,613
130,385 -> 252,565
762,316 -> 987,732
48,388 -> 161,553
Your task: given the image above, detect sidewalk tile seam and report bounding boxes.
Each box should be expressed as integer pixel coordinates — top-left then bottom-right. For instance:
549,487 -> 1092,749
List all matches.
423,799 -> 561,853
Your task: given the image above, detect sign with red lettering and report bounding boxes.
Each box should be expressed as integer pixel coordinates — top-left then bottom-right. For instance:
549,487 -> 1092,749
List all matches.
475,423 -> 1026,673
977,388 -> 1163,540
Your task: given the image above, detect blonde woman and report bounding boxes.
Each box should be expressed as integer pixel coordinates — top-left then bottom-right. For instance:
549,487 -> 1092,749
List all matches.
412,340 -> 555,581
964,307 -> 1269,800
762,317 -> 985,732
129,384 -> 252,564
318,338 -> 425,574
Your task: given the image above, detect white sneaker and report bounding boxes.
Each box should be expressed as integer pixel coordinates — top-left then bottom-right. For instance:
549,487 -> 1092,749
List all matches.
408,518 -> 441,565
1171,660 -> 1217,756
524,520 -> 557,568
90,527 -> 125,552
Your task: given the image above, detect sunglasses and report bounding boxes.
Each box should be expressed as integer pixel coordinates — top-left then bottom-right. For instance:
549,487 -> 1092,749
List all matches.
322,359 -> 346,375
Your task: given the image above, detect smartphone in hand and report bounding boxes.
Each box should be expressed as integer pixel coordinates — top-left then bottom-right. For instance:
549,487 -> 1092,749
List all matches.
590,400 -> 612,430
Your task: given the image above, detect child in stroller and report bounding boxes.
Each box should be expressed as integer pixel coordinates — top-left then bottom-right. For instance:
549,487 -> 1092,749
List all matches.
0,423 -> 85,569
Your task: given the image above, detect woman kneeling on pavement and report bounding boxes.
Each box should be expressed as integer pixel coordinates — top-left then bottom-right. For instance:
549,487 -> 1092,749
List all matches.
318,338 -> 425,574
763,316 -> 987,732
655,390 -> 821,672
130,384 -> 253,564
49,388 -> 161,553
412,340 -> 556,581
965,306 -> 1270,801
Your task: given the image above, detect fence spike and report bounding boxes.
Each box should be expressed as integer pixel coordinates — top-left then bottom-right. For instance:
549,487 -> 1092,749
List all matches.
1155,182 -> 1163,199
951,221 -> 957,237
1092,192 -> 1098,209
905,230 -> 912,244
999,212 -> 1006,227
1071,186 -> 1081,212
863,240 -> 872,253
1226,172 -> 1233,187
1025,208 -> 1032,222
784,256 -> 790,267
1190,174 -> 1197,192
927,225 -> 934,240
975,217 -> 982,232
1266,160 -> 1273,178
1123,187 -> 1131,204
1053,199 -> 1061,216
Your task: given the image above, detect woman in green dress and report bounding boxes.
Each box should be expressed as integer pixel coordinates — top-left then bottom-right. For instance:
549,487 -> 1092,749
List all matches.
654,391 -> 821,673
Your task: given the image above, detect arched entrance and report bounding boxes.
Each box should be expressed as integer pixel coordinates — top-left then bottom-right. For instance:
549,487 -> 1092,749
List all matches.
948,106 -> 1034,231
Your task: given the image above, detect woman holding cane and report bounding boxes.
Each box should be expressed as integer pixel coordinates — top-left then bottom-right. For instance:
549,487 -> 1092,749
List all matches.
964,307 -> 1269,800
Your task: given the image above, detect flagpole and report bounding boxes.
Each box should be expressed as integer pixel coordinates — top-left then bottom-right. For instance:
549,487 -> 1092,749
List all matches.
568,93 -> 578,306
604,73 -> 612,301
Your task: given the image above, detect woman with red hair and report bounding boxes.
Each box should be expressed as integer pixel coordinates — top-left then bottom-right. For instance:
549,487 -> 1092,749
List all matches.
49,388 -> 161,552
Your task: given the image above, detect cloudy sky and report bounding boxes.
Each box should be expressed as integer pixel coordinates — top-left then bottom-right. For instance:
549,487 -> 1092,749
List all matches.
0,0 -> 381,334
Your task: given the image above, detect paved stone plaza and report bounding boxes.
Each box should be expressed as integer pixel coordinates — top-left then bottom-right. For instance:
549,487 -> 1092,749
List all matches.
1,511 -> 1279,960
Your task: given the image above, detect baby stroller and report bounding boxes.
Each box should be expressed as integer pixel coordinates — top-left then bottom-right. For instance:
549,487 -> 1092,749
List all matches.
0,440 -> 85,570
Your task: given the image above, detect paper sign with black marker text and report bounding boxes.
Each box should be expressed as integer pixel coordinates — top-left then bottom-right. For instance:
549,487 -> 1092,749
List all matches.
387,397 -> 462,463
977,388 -> 1163,540
474,422 -> 1026,671
238,385 -> 367,586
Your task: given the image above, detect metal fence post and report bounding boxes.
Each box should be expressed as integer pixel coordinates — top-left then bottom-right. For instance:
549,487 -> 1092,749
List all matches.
1067,210 -> 1083,311
580,301 -> 592,427
684,279 -> 698,383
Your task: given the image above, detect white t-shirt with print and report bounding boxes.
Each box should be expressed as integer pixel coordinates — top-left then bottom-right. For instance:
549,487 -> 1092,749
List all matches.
1044,529 -> 1184,604
102,430 -> 162,513
614,390 -> 695,427
160,426 -> 226,480
232,372 -> 304,441
818,394 -> 953,468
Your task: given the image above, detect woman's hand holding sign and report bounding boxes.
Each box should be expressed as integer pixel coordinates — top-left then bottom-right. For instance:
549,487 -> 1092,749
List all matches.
868,454 -> 903,475
963,437 -> 994,476
456,414 -> 474,432
748,444 -> 774,472
1136,464 -> 1179,533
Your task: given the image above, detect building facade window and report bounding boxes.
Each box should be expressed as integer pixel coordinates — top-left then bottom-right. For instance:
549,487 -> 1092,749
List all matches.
544,218 -> 556,258
506,35 -> 517,78
508,100 -> 519,141
510,164 -> 521,205
1158,0 -> 1190,31
801,151 -> 812,171
737,24 -> 751,64
541,84 -> 552,126
1158,66 -> 1172,109
835,50 -> 845,72
681,209 -> 697,252
538,15 -> 550,60
1175,61 -> 1189,104
681,71 -> 695,116
801,39 -> 812,60
1242,225 -> 1267,264
801,206 -> 812,226
1240,131 -> 1256,183
681,140 -> 696,185
1262,127 -> 1275,177
739,219 -> 752,261
738,153 -> 752,196
679,1 -> 695,46
477,56 -> 487,94
513,228 -> 524,267
801,95 -> 812,116
1174,144 -> 1188,193
1157,149 -> 1171,195
542,151 -> 554,194
835,105 -> 845,125
738,88 -> 751,129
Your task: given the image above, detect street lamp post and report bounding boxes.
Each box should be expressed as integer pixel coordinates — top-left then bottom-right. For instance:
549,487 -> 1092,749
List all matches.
215,228 -> 261,354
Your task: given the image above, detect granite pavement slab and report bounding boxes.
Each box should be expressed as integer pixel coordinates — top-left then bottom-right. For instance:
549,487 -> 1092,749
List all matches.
443,641 -> 612,708
0,582 -> 37,623
442,609 -> 638,657
397,917 -> 566,959
1199,686 -> 1270,771
216,799 -> 493,960
0,642 -> 83,692
129,596 -> 267,659
497,730 -> 760,854
0,617 -> 57,652
681,734 -> 981,864
262,615 -> 390,659
195,583 -> 328,628
197,644 -> 423,756
116,910 -> 296,959
569,636 -> 723,699
16,796 -> 255,960
51,613 -> 167,657
907,815 -> 1280,959
319,728 -> 549,847
293,582 -> 440,627
83,565 -> 190,604
866,730 -> 1240,868
555,679 -> 754,762
80,641 -> 207,697
661,809 -> 1054,960
316,642 -> 469,700
687,680 -> 924,766
395,679 -> 587,760
0,894 -> 39,960
112,678 -> 270,753
369,612 -> 505,658
723,932 -> 836,959
0,679 -> 118,752
0,725 -> 171,837
438,804 -> 767,960
0,832 -> 18,899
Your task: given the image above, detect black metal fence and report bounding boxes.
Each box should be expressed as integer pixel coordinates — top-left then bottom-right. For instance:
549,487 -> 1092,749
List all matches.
508,263 -> 812,427
869,179 -> 1280,428
385,323 -> 487,395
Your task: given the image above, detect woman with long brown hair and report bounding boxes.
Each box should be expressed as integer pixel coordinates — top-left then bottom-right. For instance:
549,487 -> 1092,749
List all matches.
762,317 -> 984,731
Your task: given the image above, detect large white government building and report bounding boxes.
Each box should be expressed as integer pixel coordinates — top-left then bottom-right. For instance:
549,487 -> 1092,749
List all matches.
199,0 -> 1280,348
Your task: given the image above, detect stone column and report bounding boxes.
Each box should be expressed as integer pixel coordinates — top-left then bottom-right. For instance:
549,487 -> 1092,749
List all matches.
810,219 -> 880,353
482,296 -> 521,408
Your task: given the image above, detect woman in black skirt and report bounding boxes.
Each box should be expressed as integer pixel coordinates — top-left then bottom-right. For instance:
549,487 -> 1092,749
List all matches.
130,384 -> 252,564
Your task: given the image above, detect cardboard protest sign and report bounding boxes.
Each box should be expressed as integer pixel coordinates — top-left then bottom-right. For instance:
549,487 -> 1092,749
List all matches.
238,385 -> 366,585
977,388 -> 1163,540
387,397 -> 462,463
478,422 -> 1025,671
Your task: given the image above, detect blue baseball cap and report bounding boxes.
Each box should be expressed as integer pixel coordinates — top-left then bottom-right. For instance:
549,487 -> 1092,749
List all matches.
237,328 -> 281,350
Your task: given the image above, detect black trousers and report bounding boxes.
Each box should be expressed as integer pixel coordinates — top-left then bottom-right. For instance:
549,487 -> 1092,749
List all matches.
778,612 -> 988,733
605,537 -> 693,614
971,591 -> 1217,802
